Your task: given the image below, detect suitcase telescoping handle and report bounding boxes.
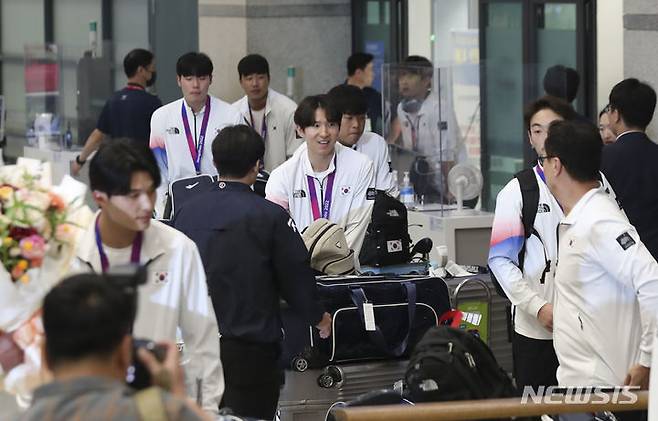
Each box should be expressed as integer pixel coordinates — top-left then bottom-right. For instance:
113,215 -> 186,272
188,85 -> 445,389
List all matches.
349,282 -> 417,357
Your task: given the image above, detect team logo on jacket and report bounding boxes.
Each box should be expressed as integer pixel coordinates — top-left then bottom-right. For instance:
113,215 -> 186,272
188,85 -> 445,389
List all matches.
293,189 -> 306,198
616,232 -> 636,251
366,188 -> 376,200
340,186 -> 352,196
166,127 -> 180,134
154,271 -> 169,284
537,203 -> 551,213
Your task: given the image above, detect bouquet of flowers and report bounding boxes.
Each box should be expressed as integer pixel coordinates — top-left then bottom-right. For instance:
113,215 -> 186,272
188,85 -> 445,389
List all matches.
0,159 -> 92,404
0,175 -> 76,283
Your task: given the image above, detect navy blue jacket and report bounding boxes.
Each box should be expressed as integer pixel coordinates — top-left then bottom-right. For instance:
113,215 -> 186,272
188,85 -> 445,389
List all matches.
172,181 -> 324,343
601,131 -> 658,261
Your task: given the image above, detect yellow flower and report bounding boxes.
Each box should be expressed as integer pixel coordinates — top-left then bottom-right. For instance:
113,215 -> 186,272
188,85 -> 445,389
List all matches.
19,273 -> 29,284
3,237 -> 13,247
0,186 -> 13,201
17,260 -> 28,270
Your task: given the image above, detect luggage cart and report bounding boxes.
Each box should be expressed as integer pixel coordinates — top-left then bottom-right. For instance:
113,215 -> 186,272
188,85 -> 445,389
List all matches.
452,277 -> 492,343
444,275 -> 513,373
277,359 -> 408,421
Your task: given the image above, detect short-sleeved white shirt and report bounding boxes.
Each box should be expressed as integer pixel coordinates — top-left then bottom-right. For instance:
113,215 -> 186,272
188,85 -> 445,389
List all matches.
397,94 -> 465,162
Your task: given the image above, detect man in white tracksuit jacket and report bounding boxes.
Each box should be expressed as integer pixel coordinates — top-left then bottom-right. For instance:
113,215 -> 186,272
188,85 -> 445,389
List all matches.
543,120 -> 658,396
266,95 -> 375,259
327,83 -> 398,196
488,96 -> 575,393
232,54 -> 301,172
149,52 -> 241,218
70,139 -> 223,416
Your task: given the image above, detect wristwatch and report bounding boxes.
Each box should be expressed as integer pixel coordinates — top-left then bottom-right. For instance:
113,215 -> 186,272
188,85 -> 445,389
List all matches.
75,155 -> 86,166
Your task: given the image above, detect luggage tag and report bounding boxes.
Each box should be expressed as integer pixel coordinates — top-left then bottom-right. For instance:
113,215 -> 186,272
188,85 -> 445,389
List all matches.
363,302 -> 376,331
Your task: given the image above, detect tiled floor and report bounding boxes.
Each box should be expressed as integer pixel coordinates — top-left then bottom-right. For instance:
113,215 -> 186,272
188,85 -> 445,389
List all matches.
0,391 -> 21,420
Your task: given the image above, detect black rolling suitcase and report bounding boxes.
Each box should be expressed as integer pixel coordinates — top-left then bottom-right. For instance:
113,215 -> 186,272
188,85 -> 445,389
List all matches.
280,275 -> 451,371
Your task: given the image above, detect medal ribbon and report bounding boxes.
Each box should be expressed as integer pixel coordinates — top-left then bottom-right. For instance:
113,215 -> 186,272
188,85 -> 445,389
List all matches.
181,96 -> 211,173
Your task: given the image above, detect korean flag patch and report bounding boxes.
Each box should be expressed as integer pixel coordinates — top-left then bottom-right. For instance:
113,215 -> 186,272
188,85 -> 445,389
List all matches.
154,271 -> 169,284
616,232 -> 636,251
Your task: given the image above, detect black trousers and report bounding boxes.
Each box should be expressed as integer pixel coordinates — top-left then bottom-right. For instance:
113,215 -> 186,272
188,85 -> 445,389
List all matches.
219,337 -> 283,420
512,331 -> 559,393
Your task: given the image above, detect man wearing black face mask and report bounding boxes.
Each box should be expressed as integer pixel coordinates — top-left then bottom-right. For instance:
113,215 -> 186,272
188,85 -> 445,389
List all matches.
72,48 -> 162,176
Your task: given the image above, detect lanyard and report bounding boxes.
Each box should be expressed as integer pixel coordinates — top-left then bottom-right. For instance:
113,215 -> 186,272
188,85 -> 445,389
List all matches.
535,164 -> 546,183
181,96 -> 211,174
307,158 -> 337,220
125,83 -> 145,91
94,215 -> 143,273
405,114 -> 421,151
248,105 -> 268,142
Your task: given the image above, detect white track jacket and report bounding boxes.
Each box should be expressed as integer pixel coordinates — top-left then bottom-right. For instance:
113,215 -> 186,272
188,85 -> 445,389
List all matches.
150,95 -> 241,217
71,215 -> 223,414
265,142 -> 375,256
554,186 -> 658,386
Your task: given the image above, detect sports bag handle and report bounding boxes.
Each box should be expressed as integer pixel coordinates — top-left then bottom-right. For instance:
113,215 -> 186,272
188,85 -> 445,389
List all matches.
349,282 -> 417,357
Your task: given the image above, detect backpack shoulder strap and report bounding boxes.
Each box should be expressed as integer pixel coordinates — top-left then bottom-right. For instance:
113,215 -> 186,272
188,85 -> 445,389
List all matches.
134,387 -> 168,421
514,168 -> 540,240
514,168 -> 541,272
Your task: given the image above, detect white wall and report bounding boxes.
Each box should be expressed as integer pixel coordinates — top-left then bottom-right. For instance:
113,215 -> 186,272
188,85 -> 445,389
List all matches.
596,0 -> 624,113
199,0 -> 248,103
408,0 -> 432,59
198,0 -> 350,103
623,0 -> 658,139
432,0 -> 470,65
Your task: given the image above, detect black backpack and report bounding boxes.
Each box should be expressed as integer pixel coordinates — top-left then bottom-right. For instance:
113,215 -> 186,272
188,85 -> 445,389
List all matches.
162,174 -> 216,220
488,168 -> 541,298
405,326 -> 516,402
359,190 -> 412,267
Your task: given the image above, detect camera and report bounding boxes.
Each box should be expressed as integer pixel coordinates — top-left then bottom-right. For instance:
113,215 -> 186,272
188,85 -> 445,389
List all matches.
104,264 -> 166,389
103,263 -> 148,294
126,338 -> 167,390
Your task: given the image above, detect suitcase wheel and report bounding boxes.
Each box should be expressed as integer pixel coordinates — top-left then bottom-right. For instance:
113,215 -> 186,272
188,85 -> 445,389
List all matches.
292,356 -> 309,372
317,373 -> 335,388
317,366 -> 343,389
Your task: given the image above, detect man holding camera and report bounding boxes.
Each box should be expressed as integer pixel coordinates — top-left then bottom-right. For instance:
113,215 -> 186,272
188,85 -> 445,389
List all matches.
70,139 -> 223,415
19,274 -> 209,420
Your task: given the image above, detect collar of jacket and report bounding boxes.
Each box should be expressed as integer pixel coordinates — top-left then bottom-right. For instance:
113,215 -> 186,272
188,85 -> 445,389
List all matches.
75,210 -> 166,270
239,89 -> 272,120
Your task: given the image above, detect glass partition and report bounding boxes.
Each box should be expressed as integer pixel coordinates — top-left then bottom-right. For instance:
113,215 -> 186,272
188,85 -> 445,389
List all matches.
382,62 -> 481,213
24,44 -> 63,150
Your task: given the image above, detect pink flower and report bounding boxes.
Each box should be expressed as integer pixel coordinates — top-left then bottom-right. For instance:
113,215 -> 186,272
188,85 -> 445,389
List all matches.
19,235 -> 46,260
55,223 -> 76,243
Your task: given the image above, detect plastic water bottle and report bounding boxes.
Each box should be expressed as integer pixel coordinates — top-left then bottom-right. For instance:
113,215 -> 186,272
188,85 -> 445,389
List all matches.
400,171 -> 415,208
26,127 -> 37,146
64,122 -> 73,150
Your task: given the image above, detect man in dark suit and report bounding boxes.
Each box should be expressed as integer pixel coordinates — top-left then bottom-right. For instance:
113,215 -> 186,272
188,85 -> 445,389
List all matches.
601,78 -> 658,262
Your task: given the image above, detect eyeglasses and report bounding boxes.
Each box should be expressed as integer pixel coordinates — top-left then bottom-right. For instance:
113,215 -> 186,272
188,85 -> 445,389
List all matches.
537,155 -> 553,164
